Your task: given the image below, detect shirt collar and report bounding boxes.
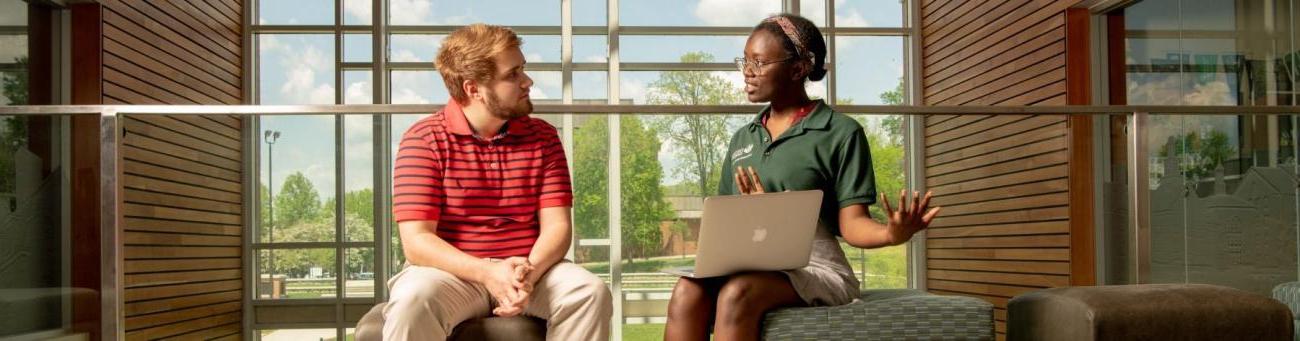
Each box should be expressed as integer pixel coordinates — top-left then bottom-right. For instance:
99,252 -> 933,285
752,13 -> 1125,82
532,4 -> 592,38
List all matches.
748,99 -> 833,136
441,100 -> 532,138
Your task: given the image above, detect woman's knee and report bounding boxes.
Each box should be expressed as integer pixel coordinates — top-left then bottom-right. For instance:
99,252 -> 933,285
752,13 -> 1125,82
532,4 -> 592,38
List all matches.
714,275 -> 784,322
667,278 -> 714,318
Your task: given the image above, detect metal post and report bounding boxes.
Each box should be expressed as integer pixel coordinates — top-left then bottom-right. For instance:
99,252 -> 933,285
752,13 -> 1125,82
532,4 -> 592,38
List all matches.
99,110 -> 122,341
607,0 -> 623,337
1127,112 -> 1150,283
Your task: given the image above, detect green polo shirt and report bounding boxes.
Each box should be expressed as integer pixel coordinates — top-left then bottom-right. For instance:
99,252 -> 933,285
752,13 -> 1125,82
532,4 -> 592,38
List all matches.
718,100 -> 878,236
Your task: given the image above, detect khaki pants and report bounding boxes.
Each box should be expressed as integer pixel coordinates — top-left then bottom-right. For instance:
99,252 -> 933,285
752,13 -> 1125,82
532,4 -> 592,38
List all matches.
382,261 -> 613,340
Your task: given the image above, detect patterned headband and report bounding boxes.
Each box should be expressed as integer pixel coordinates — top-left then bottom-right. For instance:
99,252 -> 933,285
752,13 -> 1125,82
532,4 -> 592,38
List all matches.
765,16 -> 811,59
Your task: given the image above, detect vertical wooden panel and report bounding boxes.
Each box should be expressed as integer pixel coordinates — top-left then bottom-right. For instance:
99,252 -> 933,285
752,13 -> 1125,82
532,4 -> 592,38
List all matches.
70,4 -> 104,340
920,0 -> 1087,337
91,0 -> 246,339
1065,7 -> 1096,287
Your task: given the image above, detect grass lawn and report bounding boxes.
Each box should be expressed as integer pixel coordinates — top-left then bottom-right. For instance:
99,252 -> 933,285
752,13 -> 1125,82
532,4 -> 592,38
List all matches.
622,323 -> 666,341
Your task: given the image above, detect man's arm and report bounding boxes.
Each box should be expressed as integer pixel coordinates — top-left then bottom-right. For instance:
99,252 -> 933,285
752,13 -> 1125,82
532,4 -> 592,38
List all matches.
397,220 -> 496,283
525,206 -> 572,285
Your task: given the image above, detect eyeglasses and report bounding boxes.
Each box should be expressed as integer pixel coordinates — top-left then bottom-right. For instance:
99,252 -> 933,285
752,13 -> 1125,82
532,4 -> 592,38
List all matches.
735,56 -> 797,75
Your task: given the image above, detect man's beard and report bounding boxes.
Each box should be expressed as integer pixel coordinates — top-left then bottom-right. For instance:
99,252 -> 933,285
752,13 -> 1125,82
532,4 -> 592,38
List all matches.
484,88 -> 532,120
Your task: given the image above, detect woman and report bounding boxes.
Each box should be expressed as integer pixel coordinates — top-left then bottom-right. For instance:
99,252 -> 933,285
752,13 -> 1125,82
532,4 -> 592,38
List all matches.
662,14 -> 941,341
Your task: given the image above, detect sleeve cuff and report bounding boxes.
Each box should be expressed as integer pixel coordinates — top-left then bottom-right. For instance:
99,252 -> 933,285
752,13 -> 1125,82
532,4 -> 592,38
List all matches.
394,209 -> 441,222
838,195 -> 876,208
538,196 -> 573,209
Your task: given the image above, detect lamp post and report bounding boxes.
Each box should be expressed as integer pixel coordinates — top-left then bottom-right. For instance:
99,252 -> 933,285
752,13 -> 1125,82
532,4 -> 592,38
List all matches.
264,130 -> 281,297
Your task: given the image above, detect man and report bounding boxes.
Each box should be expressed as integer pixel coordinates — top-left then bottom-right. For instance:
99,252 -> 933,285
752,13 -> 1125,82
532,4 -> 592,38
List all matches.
384,23 -> 612,340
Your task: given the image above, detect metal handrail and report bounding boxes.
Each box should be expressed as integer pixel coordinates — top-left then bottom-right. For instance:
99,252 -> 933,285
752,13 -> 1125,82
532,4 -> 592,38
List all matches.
0,104 -> 1298,115
8,104 -> 1294,340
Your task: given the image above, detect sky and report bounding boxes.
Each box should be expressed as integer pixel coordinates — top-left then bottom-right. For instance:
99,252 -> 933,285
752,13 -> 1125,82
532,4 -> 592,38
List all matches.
255,0 -> 908,199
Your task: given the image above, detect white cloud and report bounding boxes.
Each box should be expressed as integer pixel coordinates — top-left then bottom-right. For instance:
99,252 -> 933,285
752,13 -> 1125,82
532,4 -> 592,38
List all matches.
582,54 -> 608,63
1183,80 -> 1233,105
391,49 -> 423,63
343,0 -> 373,24
278,45 -> 335,105
344,76 -> 373,105
530,72 -> 562,100
389,0 -> 474,25
393,88 -> 431,104
389,0 -> 433,25
695,0 -> 780,26
836,9 -> 870,27
525,52 -> 544,63
620,78 -> 650,104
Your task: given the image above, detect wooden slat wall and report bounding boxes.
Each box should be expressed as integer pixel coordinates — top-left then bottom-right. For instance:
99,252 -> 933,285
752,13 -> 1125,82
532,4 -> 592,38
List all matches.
96,0 -> 245,339
920,0 -> 1086,338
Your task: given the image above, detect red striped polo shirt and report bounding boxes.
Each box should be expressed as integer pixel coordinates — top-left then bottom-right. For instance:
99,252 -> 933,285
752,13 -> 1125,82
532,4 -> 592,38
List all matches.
392,100 -> 573,258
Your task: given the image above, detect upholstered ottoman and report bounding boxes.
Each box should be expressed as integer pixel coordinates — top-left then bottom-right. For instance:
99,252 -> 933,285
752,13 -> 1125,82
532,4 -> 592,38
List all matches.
1008,284 -> 1293,341
762,289 -> 995,340
354,303 -> 546,341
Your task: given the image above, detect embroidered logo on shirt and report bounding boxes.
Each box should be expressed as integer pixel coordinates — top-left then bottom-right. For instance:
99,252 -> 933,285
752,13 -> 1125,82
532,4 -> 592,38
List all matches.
732,143 -> 754,162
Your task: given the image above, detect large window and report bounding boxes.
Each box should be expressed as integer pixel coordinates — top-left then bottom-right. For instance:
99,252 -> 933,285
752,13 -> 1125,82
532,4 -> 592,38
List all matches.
249,0 -> 915,339
1100,0 -> 1300,293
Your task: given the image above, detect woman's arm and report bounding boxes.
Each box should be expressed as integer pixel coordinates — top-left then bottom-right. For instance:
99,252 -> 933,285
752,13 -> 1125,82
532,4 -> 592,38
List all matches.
839,190 -> 941,249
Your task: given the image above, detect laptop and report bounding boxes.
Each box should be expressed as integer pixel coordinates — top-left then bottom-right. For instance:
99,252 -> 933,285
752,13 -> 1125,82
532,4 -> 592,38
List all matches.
661,190 -> 823,278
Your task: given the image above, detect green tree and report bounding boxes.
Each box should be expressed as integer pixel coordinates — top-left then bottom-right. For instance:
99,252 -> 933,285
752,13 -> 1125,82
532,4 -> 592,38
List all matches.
274,172 -> 322,227
573,116 -> 675,264
647,52 -> 745,197
2,56 -> 28,106
0,57 -> 29,195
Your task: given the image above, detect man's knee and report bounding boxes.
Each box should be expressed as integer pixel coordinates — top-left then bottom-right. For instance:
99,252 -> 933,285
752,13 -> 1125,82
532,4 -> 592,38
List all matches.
575,274 -> 613,312
386,269 -> 459,323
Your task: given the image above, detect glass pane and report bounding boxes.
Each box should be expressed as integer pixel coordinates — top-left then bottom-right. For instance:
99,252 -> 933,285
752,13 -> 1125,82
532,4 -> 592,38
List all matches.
835,36 -> 904,105
575,0 -> 606,26
1148,114 -> 1299,295
801,0 -> 826,27
522,35 -> 560,63
573,116 -> 611,242
619,36 -> 746,63
345,248 -> 376,297
343,0 -> 371,25
259,0 -> 333,25
391,34 -> 557,64
0,0 -> 27,26
389,113 -> 426,275
620,71 -> 746,105
258,34 -> 336,105
389,34 -> 444,63
0,115 -> 69,337
620,0 -> 781,26
344,114 -> 374,242
839,0 -> 903,27
846,114 -> 908,288
257,248 -> 337,299
260,115 -> 337,243
343,70 -> 373,104
344,34 -> 372,63
390,0 -> 559,26
529,71 -> 562,103
258,328 -> 337,341
0,34 -> 27,104
390,70 -> 449,104
1123,0 -> 1290,106
575,71 -> 608,101
575,35 -> 608,64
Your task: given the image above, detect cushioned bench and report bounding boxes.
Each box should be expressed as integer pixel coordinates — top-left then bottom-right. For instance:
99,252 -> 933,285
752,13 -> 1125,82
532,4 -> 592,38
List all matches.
355,288 -> 994,340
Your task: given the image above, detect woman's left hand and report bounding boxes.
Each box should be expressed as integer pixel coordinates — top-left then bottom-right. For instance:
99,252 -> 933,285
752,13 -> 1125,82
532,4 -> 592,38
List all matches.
880,190 -> 941,246
735,166 -> 766,195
